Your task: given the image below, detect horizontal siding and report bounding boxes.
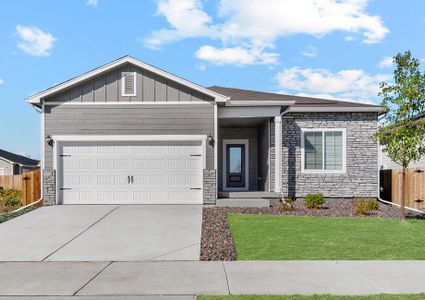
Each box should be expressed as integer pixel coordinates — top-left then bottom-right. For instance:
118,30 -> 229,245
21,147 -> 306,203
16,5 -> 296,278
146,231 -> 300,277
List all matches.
44,104 -> 214,170
45,63 -> 215,103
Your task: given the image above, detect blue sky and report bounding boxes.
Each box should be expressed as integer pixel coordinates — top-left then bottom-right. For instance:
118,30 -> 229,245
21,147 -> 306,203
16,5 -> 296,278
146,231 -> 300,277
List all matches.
0,0 -> 424,159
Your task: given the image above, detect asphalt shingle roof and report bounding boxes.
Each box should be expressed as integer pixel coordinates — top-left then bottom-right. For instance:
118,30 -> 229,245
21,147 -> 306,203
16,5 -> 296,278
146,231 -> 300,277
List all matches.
0,149 -> 39,166
208,85 -> 379,108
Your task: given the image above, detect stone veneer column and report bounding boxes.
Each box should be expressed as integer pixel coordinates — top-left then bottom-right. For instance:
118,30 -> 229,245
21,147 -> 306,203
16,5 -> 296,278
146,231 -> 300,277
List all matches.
203,169 -> 217,204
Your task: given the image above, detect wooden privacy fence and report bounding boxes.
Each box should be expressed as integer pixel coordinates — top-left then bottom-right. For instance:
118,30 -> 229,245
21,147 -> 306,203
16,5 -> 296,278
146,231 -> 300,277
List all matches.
380,167 -> 425,211
0,169 -> 41,206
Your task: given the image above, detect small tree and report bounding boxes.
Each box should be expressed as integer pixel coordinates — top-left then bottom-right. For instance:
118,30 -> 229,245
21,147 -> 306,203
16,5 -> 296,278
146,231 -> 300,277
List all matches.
374,51 -> 425,220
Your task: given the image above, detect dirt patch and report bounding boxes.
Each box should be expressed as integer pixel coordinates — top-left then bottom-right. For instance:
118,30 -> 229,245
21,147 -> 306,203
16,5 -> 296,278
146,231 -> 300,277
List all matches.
200,199 -> 424,261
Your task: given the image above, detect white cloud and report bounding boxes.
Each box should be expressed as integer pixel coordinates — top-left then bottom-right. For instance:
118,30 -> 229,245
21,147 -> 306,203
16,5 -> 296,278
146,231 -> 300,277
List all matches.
276,67 -> 391,104
0,79 -> 3,85
379,56 -> 393,68
86,0 -> 98,6
144,0 -> 214,49
344,36 -> 356,41
195,45 -> 278,66
301,46 -> 318,57
145,0 -> 389,65
16,25 -> 56,57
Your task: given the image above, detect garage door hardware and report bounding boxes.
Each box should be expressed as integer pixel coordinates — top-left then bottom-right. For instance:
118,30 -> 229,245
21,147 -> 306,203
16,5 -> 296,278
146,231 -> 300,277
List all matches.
127,175 -> 134,184
60,188 -> 72,190
60,154 -> 71,157
190,187 -> 202,190
190,154 -> 201,157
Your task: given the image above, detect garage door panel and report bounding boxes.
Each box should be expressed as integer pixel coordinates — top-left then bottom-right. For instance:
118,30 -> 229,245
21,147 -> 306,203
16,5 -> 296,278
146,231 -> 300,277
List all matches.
60,140 -> 204,204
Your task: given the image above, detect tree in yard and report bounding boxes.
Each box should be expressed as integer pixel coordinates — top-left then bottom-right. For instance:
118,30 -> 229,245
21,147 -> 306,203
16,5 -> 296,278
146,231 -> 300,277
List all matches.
374,51 -> 425,220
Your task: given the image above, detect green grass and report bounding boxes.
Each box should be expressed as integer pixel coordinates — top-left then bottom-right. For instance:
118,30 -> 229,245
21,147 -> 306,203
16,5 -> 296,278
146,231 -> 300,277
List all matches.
228,214 -> 425,260
198,295 -> 425,300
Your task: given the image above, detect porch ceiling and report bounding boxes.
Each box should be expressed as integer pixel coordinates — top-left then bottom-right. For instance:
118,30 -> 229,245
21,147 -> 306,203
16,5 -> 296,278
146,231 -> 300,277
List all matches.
219,117 -> 267,128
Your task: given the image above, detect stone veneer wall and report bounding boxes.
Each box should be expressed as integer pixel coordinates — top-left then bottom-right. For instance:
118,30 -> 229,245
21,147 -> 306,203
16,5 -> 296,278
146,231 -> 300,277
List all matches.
269,119 -> 275,191
203,169 -> 217,204
43,170 -> 56,205
281,112 -> 379,198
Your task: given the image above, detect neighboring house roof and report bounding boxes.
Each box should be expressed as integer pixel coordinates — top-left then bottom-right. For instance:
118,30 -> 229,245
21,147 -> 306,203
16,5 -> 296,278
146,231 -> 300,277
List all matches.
208,86 -> 384,113
0,149 -> 39,166
27,56 -> 229,106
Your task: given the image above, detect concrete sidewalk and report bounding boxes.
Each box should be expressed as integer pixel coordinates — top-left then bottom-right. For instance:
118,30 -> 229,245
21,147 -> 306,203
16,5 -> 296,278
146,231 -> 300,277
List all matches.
0,261 -> 425,298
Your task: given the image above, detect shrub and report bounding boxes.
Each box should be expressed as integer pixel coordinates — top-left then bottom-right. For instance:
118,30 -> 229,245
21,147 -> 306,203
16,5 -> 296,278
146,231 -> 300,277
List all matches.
0,189 -> 21,213
304,193 -> 325,209
354,198 -> 380,215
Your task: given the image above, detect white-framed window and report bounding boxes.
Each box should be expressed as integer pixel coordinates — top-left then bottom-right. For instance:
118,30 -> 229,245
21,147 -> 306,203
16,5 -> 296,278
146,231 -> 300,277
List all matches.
0,168 -> 4,176
301,128 -> 346,173
121,72 -> 137,96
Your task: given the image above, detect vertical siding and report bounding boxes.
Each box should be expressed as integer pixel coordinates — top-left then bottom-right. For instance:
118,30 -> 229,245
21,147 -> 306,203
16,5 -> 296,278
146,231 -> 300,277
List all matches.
0,159 -> 13,176
46,63 -> 215,104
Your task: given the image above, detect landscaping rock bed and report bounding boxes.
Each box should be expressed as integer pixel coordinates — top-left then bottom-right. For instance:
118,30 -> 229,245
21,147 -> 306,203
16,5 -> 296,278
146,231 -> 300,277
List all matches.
200,198 -> 424,261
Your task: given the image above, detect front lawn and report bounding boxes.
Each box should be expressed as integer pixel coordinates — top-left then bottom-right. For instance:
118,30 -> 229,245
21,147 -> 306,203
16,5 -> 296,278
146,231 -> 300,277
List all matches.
228,214 -> 425,260
199,294 -> 425,300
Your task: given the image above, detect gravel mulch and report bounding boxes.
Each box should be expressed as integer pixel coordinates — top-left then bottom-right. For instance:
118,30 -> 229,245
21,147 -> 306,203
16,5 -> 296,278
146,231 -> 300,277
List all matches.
200,198 -> 425,261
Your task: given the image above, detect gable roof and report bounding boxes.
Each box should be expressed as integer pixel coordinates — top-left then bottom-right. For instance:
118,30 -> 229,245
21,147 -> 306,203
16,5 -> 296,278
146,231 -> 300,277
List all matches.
0,149 -> 39,166
208,86 -> 384,113
27,56 -> 229,106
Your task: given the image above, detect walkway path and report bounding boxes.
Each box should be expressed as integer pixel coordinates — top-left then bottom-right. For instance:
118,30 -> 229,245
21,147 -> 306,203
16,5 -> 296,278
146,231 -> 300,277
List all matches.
0,261 -> 424,298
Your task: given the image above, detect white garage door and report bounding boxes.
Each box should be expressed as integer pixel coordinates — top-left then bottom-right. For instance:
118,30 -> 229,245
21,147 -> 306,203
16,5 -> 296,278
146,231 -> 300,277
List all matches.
59,141 -> 203,204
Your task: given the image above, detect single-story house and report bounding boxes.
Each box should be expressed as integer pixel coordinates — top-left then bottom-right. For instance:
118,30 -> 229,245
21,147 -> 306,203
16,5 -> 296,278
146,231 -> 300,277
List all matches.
27,56 -> 384,205
0,149 -> 40,176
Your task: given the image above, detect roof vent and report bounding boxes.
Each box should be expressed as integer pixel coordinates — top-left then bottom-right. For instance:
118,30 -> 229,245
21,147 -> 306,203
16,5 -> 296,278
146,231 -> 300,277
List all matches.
122,72 -> 136,96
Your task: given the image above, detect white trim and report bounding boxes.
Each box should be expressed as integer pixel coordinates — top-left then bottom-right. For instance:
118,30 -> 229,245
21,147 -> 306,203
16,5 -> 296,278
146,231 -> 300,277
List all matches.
121,72 -> 137,97
27,56 -> 229,105
41,103 -> 45,170
274,116 -> 282,192
214,103 -> 218,196
43,101 -> 213,106
284,106 -> 384,113
41,102 -> 45,200
0,157 -> 15,165
222,139 -> 249,192
0,168 -> 4,176
226,100 -> 295,107
213,103 -> 218,170
218,106 -> 281,118
268,118 -> 271,193
300,128 -> 347,174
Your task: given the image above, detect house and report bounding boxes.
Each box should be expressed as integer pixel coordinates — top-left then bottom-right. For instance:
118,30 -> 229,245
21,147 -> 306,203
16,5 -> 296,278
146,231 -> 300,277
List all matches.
379,114 -> 425,170
27,56 -> 383,205
0,149 -> 40,176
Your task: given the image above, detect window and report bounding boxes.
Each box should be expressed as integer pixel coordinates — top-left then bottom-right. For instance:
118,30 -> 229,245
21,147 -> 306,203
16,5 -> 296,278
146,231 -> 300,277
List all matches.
301,129 -> 346,173
121,72 -> 136,96
0,168 -> 3,176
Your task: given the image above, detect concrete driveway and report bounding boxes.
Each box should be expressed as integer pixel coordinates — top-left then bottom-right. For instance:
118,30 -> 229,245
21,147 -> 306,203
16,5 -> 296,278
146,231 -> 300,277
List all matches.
0,205 -> 202,261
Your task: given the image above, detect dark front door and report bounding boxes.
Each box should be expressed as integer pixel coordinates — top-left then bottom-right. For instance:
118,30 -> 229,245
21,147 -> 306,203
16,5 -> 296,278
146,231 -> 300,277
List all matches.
226,144 -> 246,188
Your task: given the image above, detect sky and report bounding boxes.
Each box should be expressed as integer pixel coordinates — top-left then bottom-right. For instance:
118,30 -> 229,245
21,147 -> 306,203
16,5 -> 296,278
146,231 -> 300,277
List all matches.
0,0 -> 424,160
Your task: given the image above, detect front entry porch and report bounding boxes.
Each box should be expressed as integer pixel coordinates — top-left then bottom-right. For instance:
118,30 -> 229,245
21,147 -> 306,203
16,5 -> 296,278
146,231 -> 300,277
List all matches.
218,118 -> 271,193
214,101 -> 288,206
